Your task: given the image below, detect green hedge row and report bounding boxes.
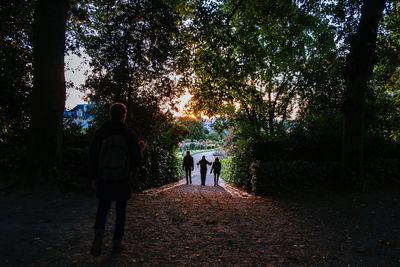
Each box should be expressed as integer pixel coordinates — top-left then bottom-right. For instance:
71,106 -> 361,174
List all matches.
222,138 -> 400,196
250,160 -> 340,195
134,142 -> 181,192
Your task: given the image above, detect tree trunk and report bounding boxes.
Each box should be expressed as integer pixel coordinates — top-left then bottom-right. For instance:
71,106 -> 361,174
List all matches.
27,0 -> 70,184
341,0 -> 386,183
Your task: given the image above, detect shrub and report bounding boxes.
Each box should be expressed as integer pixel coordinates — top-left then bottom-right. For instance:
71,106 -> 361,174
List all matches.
220,157 -> 232,183
364,135 -> 400,161
223,111 -> 400,195
0,143 -> 25,179
134,139 -> 181,192
222,141 -> 254,190
59,146 -> 89,191
251,136 -> 342,162
250,160 -> 341,196
365,158 -> 400,186
59,141 -> 183,192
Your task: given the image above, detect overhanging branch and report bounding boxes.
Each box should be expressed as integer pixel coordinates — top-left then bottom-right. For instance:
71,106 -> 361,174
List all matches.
226,0 -> 245,45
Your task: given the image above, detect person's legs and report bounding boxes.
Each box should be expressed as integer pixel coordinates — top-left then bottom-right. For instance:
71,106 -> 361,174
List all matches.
94,199 -> 111,230
188,169 -> 192,184
185,168 -> 189,184
216,172 -> 220,186
214,173 -> 217,186
114,200 -> 127,241
200,171 -> 206,185
91,199 -> 111,256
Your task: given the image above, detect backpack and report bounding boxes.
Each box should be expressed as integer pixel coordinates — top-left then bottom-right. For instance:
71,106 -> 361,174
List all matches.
98,134 -> 130,181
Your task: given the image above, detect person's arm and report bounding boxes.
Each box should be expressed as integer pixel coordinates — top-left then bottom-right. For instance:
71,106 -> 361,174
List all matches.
190,157 -> 194,170
130,132 -> 142,170
138,139 -> 146,158
210,163 -> 214,174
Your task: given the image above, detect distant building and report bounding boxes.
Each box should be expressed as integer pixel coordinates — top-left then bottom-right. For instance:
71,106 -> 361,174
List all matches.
64,103 -> 94,129
202,118 -> 215,132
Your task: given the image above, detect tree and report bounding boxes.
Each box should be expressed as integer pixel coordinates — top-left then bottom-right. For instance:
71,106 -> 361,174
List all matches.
75,0 -> 188,124
178,117 -> 206,141
185,0 -> 341,138
74,0 -> 189,133
341,0 -> 387,181
27,0 -> 70,183
186,2 -> 394,138
69,0 -> 189,189
0,1 -> 34,143
367,3 -> 400,140
181,0 -> 399,191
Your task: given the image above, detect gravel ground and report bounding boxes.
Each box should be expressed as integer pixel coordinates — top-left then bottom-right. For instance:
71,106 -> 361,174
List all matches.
1,179 -> 399,267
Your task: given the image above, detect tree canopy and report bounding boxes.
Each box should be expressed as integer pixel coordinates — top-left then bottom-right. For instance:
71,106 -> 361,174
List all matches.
0,0 -> 399,189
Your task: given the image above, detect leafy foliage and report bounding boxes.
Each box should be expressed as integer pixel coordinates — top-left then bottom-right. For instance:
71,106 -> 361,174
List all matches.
75,0 -> 188,111
1,0 -> 399,192
250,160 -> 340,196
135,138 -> 182,191
0,1 -> 34,143
0,143 -> 26,177
67,0 -> 190,190
182,0 -> 400,193
177,117 -> 205,141
367,3 -> 400,140
184,0 -> 344,138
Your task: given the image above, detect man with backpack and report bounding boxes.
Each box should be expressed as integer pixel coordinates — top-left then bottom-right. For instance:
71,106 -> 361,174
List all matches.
89,102 -> 145,256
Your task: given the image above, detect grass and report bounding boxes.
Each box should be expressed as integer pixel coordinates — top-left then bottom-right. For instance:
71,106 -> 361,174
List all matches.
178,149 -> 218,157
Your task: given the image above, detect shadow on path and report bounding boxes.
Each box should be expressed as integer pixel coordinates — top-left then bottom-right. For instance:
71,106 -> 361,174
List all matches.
1,166 -> 399,266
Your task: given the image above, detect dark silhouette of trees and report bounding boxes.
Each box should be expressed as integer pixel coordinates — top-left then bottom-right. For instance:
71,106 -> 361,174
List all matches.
184,0 -> 399,191
27,0 -> 70,183
74,0 -> 188,125
186,0 -> 343,138
70,0 -> 189,189
0,1 -> 34,142
341,0 -> 387,181
1,0 -> 399,190
178,117 -> 206,141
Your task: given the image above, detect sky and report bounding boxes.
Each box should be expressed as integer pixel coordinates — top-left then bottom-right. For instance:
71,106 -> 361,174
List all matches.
65,54 -> 88,109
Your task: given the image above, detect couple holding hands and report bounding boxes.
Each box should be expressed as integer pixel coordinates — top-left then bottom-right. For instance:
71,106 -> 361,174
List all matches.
182,151 -> 222,186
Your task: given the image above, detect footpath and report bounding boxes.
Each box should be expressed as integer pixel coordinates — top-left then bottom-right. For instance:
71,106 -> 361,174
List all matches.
1,159 -> 399,266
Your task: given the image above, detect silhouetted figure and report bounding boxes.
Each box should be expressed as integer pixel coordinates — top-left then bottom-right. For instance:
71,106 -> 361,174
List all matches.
182,151 -> 194,185
89,102 -> 145,256
197,156 -> 212,186
210,157 -> 222,186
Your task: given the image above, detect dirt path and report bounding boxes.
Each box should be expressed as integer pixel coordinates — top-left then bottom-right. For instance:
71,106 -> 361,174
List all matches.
1,180 -> 399,266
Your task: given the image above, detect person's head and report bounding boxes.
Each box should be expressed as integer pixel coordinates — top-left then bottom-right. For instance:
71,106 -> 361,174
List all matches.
109,102 -> 127,122
186,151 -> 190,156
202,156 -> 205,159
215,157 -> 219,162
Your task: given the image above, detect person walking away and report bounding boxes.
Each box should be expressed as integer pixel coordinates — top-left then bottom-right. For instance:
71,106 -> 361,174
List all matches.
197,155 -> 211,186
210,157 -> 222,186
89,102 -> 145,256
182,151 -> 194,185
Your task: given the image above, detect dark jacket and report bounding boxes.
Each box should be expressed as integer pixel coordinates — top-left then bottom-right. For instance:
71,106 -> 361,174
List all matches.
182,155 -> 194,169
197,159 -> 211,173
89,120 -> 141,200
